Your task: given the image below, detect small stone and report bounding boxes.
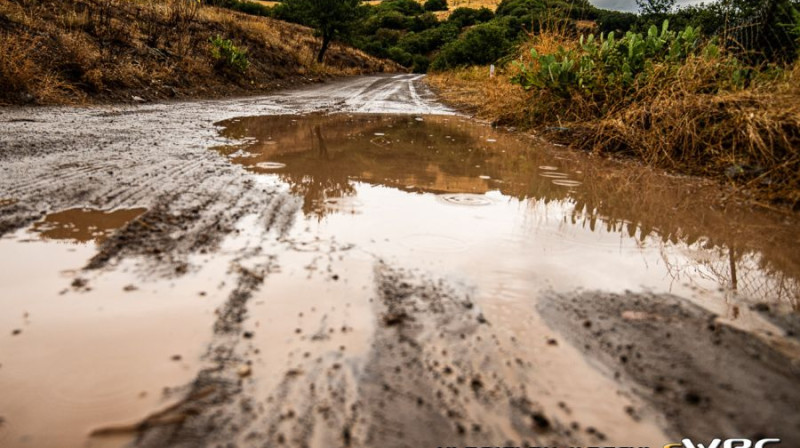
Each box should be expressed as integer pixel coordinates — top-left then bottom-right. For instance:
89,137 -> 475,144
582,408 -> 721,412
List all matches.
171,355 -> 182,361
238,365 -> 252,378
11,329 -> 22,336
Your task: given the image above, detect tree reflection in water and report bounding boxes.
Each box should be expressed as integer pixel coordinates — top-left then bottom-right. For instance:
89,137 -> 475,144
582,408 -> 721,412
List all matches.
215,113 -> 800,310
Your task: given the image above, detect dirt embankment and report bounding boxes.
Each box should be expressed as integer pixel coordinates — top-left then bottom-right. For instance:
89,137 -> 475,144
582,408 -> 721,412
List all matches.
0,0 -> 399,105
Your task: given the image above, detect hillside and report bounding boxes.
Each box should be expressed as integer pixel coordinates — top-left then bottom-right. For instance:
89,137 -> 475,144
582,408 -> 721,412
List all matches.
254,0 -> 504,11
0,0 -> 398,105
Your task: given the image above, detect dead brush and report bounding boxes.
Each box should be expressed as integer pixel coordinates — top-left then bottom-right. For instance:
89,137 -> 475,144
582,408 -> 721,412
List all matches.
0,32 -> 79,104
431,25 -> 800,207
576,57 -> 800,206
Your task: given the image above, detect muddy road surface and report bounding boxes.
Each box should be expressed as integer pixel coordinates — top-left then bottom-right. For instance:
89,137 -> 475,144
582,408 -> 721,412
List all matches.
1,74 -> 799,448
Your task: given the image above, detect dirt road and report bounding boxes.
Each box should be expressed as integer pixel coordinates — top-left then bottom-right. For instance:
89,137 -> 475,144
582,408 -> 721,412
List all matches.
1,74 -> 799,448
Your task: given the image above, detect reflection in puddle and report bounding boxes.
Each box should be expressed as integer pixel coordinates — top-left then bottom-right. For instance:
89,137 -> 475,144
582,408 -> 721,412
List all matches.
31,208 -> 146,243
216,114 -> 800,313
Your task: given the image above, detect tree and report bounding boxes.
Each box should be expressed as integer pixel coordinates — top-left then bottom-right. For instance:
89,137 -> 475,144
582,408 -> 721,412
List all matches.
278,0 -> 361,63
636,0 -> 676,16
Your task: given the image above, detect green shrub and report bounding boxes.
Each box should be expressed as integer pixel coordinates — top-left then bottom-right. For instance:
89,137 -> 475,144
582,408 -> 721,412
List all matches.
412,54 -> 430,73
431,22 -> 511,70
209,36 -> 249,73
378,0 -> 424,16
398,23 -> 459,54
511,21 -> 714,97
409,12 -> 440,32
387,46 -> 414,66
424,0 -> 448,12
447,7 -> 494,27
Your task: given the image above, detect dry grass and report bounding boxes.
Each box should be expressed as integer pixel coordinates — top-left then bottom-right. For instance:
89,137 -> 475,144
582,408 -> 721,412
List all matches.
428,31 -> 800,208
0,0 -> 399,105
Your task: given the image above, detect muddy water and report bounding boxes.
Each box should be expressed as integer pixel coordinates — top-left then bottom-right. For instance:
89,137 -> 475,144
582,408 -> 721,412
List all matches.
32,208 -> 147,243
185,113 -> 800,446
1,110 -> 799,448
216,114 -> 799,314
0,211 -> 235,448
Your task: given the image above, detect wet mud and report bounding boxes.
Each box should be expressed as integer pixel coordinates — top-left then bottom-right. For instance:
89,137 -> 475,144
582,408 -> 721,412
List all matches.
1,75 -> 800,448
538,291 -> 800,444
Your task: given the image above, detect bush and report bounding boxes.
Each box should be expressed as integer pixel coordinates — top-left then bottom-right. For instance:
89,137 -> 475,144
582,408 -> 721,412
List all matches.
431,23 -> 511,70
378,0 -> 424,16
411,54 -> 430,73
424,0 -> 448,12
387,46 -> 414,66
209,36 -> 249,73
409,12 -> 440,32
447,7 -> 494,27
512,20 -> 712,98
398,23 -> 459,54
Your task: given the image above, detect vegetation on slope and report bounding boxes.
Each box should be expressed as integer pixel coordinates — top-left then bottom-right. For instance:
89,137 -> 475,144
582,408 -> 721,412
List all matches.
0,0 -> 396,105
428,8 -> 800,207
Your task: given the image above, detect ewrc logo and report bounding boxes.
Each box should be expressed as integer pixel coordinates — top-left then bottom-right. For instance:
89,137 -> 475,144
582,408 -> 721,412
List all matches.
664,439 -> 781,448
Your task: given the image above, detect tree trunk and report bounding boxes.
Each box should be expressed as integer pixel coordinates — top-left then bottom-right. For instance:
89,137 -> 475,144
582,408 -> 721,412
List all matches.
317,33 -> 332,63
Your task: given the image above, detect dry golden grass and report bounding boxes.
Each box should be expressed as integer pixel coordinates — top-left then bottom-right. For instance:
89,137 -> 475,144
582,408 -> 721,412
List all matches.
0,0 -> 398,105
428,30 -> 800,207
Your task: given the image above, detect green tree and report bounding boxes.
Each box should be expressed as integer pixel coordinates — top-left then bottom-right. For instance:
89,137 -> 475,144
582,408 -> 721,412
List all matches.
279,0 -> 361,63
636,0 -> 676,16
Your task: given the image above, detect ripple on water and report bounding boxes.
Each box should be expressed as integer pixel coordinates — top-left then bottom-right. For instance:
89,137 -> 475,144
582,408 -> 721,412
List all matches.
437,193 -> 494,207
539,172 -> 569,179
551,179 -> 583,187
539,166 -> 559,171
254,162 -> 286,170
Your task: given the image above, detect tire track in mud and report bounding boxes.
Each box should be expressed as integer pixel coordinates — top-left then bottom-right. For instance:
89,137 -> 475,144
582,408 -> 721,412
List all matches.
0,75 -> 451,239
86,177 -> 299,276
127,263 -> 603,448
538,291 -> 800,444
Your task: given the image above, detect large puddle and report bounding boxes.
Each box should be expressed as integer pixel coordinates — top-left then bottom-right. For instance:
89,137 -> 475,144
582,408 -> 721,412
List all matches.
208,113 -> 800,446
216,113 -> 799,316
2,112 -> 799,447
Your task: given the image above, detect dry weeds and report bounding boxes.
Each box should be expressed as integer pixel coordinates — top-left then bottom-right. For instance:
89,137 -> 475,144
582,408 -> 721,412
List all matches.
428,31 -> 800,207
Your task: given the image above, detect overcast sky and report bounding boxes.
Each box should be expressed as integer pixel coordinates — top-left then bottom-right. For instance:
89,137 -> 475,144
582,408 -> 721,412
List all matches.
588,0 -> 710,12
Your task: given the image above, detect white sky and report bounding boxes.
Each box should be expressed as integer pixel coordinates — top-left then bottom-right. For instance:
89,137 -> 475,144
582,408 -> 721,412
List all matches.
588,0 -> 711,12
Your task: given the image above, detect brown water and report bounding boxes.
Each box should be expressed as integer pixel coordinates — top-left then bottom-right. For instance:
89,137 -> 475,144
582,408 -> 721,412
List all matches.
2,112 -> 799,448
32,208 -> 146,243
216,113 -> 800,314
0,210 -> 229,448
205,113 -> 800,446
